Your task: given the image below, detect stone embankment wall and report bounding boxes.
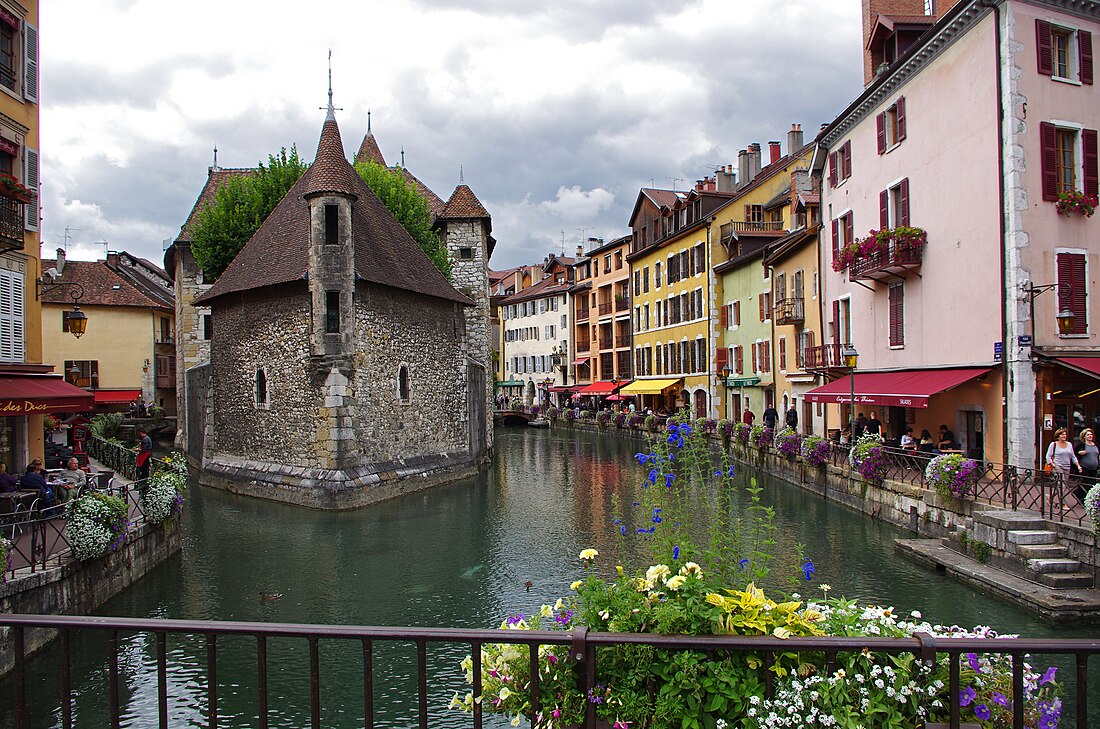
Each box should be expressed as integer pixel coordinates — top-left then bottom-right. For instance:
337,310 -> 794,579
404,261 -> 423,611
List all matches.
0,518 -> 182,678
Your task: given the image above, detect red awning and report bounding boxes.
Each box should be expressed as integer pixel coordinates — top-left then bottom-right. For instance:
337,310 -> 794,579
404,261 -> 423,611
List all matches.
571,357 -> 590,367
805,367 -> 990,408
578,380 -> 619,395
548,385 -> 572,393
1056,358 -> 1100,380
606,393 -> 635,401
0,376 -> 95,415
94,389 -> 142,404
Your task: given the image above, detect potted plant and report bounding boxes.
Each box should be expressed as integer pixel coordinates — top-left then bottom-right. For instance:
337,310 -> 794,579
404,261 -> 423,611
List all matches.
140,451 -> 189,524
773,426 -> 801,460
849,433 -> 888,484
924,453 -> 981,501
0,536 -> 11,583
800,434 -> 831,467
65,492 -> 129,561
750,423 -> 773,449
1055,189 -> 1097,218
0,173 -> 33,203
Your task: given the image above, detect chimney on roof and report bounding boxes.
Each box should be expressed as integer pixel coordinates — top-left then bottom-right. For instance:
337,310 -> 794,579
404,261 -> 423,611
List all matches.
106,251 -> 119,268
576,244 -> 584,258
716,164 -> 736,193
55,248 -> 66,276
736,151 -> 749,190
768,141 -> 781,165
787,124 -> 804,154
748,143 -> 762,184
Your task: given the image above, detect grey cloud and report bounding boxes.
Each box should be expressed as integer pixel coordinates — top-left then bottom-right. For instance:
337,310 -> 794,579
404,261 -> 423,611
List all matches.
44,55 -> 239,109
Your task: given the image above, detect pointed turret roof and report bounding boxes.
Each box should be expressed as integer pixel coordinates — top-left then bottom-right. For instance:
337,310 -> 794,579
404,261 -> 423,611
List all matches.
303,116 -> 359,199
441,184 -> 490,220
193,111 -> 472,308
355,132 -> 386,167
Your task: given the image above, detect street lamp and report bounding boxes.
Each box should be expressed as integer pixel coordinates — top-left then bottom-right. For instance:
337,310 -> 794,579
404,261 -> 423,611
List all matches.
842,344 -> 858,435
1024,282 -> 1076,336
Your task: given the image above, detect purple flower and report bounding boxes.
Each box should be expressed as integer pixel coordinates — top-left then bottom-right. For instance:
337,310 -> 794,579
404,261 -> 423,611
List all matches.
974,703 -> 991,721
555,610 -> 573,625
665,473 -> 675,488
1041,666 -> 1058,685
966,652 -> 981,673
959,686 -> 976,707
992,692 -> 1009,708
506,614 -> 525,626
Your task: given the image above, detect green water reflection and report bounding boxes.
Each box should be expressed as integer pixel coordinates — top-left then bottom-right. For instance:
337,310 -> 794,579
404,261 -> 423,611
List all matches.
3,427 -> 1098,727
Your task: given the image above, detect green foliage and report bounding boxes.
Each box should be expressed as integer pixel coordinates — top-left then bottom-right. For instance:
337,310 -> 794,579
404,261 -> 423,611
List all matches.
974,540 -> 992,564
353,161 -> 451,279
191,147 -> 308,277
89,412 -> 123,440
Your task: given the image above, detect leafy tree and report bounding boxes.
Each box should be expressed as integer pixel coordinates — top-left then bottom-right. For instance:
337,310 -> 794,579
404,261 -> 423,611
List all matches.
354,161 -> 451,279
191,147 -> 307,277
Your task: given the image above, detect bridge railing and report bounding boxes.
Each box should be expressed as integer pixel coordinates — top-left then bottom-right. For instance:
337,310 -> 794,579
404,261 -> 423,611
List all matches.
0,613 -> 1096,729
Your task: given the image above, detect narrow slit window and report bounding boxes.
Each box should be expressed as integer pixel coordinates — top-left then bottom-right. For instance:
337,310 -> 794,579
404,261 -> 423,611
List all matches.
325,290 -> 340,334
324,204 -> 339,245
255,368 -> 267,407
399,364 -> 411,402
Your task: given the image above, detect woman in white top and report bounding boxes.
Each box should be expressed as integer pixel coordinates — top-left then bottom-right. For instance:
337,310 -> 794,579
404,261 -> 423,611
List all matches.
1046,428 -> 1081,501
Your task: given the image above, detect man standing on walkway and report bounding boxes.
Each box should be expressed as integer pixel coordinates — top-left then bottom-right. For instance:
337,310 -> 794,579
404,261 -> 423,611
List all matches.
763,402 -> 779,431
865,411 -> 882,437
136,427 -> 153,484
854,412 -> 867,439
785,404 -> 798,432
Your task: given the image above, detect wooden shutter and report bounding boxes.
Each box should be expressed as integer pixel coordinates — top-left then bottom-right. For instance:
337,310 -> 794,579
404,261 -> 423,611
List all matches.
1040,122 -> 1059,201
879,189 -> 890,228
896,96 -> 907,141
0,268 -> 24,362
842,141 -> 852,179
900,178 -> 910,226
828,152 -> 838,187
1079,30 -> 1093,85
752,343 -> 758,373
733,301 -> 740,326
716,346 -> 728,372
735,345 -> 743,374
832,300 -> 841,345
1057,252 -> 1088,334
779,337 -> 787,370
876,112 -> 887,155
23,23 -> 38,104
719,303 -> 728,329
844,213 -> 854,246
889,284 -> 905,346
1037,19 -> 1053,76
763,343 -> 771,373
758,294 -> 764,321
831,218 -> 840,261
23,147 -> 38,231
1084,129 -> 1098,198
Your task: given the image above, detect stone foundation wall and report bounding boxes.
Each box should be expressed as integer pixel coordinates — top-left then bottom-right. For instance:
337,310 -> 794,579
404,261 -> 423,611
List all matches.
0,518 -> 182,678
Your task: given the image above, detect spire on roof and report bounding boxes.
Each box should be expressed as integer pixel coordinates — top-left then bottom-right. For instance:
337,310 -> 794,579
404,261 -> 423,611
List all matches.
326,49 -> 335,121
212,144 -> 219,171
305,74 -> 359,200
367,109 -> 371,133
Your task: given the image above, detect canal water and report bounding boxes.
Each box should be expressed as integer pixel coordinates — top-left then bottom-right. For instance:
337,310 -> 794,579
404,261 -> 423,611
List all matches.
4,427 -> 1099,728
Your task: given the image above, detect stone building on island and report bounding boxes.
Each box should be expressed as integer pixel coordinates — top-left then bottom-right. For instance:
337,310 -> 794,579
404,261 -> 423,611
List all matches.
186,103 -> 492,509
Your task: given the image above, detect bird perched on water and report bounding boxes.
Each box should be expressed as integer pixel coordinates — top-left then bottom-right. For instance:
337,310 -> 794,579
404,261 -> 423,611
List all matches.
524,580 -> 533,592
260,592 -> 282,601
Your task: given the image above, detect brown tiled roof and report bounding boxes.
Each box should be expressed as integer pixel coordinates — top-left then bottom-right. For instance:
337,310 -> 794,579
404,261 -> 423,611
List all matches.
441,184 -> 490,219
194,114 -> 472,308
498,273 -> 573,306
403,169 -> 447,221
41,261 -> 172,310
642,188 -> 681,209
303,118 -> 359,199
354,132 -> 386,167
177,167 -> 254,241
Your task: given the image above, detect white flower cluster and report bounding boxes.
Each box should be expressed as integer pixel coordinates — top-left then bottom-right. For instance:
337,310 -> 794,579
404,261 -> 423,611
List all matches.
141,453 -> 189,525
65,495 -> 124,561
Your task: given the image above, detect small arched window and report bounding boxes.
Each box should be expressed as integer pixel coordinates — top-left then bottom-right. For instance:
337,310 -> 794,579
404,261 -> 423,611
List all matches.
255,368 -> 268,408
398,364 -> 410,403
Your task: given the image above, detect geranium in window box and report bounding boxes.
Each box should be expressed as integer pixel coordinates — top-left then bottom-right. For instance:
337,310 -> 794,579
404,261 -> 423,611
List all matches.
1055,189 -> 1097,218
0,173 -> 33,203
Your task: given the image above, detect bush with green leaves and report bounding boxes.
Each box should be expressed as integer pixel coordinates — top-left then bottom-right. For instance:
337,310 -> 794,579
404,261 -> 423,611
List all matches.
65,492 -> 128,561
89,412 -> 123,440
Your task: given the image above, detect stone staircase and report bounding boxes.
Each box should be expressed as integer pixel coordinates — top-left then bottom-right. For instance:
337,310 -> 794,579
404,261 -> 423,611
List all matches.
946,510 -> 1094,590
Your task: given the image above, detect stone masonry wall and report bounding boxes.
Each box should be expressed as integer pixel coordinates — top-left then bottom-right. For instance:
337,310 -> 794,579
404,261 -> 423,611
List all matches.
445,220 -> 493,458
173,243 -> 213,450
354,283 -> 468,462
210,285 -> 319,466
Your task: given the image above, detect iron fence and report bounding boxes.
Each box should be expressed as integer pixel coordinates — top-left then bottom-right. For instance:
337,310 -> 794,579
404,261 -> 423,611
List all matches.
0,613 -> 1096,729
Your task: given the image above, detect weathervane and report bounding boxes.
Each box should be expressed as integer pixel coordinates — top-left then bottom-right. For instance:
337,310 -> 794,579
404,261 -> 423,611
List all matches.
320,49 -> 342,120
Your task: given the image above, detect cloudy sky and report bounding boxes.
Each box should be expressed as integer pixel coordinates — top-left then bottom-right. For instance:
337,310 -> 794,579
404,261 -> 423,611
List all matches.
40,0 -> 864,270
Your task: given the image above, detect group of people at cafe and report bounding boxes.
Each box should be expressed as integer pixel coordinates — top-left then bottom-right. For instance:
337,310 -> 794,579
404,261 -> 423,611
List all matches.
0,457 -> 89,510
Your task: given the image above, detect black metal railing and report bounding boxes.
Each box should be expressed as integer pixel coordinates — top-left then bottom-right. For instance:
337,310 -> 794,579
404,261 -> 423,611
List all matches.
0,195 -> 24,253
822,443 -> 1098,525
0,613 -> 1096,729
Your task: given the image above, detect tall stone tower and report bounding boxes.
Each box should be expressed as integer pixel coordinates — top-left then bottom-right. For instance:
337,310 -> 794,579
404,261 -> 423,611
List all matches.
438,186 -> 494,459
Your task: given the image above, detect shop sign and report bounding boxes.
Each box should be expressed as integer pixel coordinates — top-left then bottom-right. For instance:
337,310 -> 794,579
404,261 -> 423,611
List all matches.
0,399 -> 84,415
993,341 -> 1003,363
1017,335 -> 1033,347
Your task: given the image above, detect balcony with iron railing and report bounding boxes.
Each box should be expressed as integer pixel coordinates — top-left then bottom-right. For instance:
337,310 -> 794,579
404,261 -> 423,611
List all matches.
575,307 -> 590,323
0,194 -> 25,254
576,338 -> 591,353
846,228 -> 926,282
597,302 -> 614,316
773,297 -> 804,326
614,297 -> 630,312
803,342 -> 847,370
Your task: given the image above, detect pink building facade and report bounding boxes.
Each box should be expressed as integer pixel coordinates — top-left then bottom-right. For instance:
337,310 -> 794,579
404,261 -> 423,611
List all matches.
816,0 -> 1099,467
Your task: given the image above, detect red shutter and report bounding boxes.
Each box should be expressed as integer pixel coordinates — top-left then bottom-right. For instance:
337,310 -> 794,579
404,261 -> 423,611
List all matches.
779,337 -> 787,370
842,141 -> 852,178
832,300 -> 841,345
1040,122 -> 1059,201
879,189 -> 890,229
759,294 -> 765,321
844,214 -> 854,245
735,346 -> 743,374
1057,253 -> 1088,334
1084,129 -> 1098,198
896,96 -> 907,141
889,284 -> 905,346
764,344 -> 771,373
1037,19 -> 1053,76
716,346 -> 728,372
733,301 -> 740,325
831,218 -> 840,261
1080,30 -> 1093,85
899,178 -> 910,226
719,304 -> 728,329
828,152 -> 838,187
876,112 -> 887,155
752,343 -> 758,373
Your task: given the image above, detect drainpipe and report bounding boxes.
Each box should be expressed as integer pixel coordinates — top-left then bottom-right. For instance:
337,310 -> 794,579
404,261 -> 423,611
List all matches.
981,0 -> 1010,466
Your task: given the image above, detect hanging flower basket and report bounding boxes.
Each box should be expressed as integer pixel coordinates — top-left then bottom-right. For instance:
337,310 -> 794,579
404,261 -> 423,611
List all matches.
1055,189 -> 1097,218
0,173 -> 33,203
925,453 -> 981,500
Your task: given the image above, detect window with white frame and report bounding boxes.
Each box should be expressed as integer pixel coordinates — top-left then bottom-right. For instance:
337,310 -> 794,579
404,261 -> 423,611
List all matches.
1036,19 -> 1093,84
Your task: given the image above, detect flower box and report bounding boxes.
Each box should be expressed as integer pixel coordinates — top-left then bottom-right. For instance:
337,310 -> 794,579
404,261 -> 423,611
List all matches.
1055,189 -> 1097,217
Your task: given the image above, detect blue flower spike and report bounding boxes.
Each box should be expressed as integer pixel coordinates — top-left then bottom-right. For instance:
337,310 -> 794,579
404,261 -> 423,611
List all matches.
739,558 -> 749,571
634,452 -> 648,465
665,473 -> 676,488
673,546 -> 680,560
802,559 -> 816,581
727,466 -> 736,478
647,469 -> 658,485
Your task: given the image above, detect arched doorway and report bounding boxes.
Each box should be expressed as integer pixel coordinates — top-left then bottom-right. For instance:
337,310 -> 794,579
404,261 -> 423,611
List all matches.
693,390 -> 707,420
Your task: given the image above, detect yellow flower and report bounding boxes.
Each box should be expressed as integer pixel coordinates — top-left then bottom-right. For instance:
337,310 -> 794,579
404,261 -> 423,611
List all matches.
554,598 -> 565,611
511,716 -> 522,726
540,604 -> 554,618
498,687 -> 512,701
773,627 -> 792,639
679,562 -> 703,577
616,565 -> 624,576
665,575 -> 687,591
645,564 -> 671,584
570,580 -> 583,591
579,548 -> 599,560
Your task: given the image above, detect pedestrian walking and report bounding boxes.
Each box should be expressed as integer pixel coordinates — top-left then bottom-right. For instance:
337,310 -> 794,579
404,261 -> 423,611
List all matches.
136,427 -> 153,485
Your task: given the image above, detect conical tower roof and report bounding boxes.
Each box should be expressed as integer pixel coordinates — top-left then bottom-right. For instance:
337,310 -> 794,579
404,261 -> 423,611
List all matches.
355,132 -> 386,167
303,112 -> 359,199
441,184 -> 490,220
